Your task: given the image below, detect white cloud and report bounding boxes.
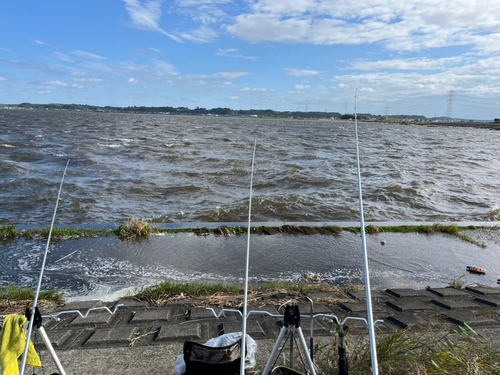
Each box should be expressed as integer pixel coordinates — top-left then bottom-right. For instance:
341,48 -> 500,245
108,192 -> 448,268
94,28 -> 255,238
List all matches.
350,56 -> 464,71
176,0 -> 231,6
149,47 -> 162,53
122,0 -> 183,42
208,67 -> 251,80
54,52 -> 113,72
152,59 -> 179,75
294,84 -> 311,89
177,26 -> 218,43
332,55 -> 500,102
285,68 -> 322,77
0,77 -> 7,83
73,78 -> 103,83
241,87 -> 274,91
0,47 -> 11,51
229,95 -> 238,99
32,39 -> 47,45
216,49 -> 260,60
175,0 -> 229,25
225,0 -> 500,53
47,81 -> 69,87
127,78 -> 139,84
71,50 -> 107,60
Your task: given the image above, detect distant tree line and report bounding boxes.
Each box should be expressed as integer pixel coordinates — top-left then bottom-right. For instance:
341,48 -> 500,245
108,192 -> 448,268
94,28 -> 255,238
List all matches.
8,102 -> 344,119
0,102 -> 458,122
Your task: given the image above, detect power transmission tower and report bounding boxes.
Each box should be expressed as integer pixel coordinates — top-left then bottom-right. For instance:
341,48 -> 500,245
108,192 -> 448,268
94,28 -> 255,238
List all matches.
446,90 -> 455,118
345,101 -> 348,114
385,105 -> 389,117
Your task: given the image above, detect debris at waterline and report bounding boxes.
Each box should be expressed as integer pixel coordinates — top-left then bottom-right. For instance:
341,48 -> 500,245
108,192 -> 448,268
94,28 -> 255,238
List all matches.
467,266 -> 486,275
0,222 -> 490,247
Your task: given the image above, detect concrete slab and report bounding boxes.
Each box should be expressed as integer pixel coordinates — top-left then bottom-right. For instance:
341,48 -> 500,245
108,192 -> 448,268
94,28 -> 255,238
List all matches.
387,315 -> 424,329
247,305 -> 280,319
221,320 -> 265,337
445,313 -> 498,327
431,299 -> 479,310
386,299 -> 434,312
57,300 -> 103,312
70,311 -> 115,326
346,290 -> 384,300
34,329 -> 74,349
189,307 -> 224,320
386,289 -> 426,298
301,317 -> 334,336
427,288 -> 470,298
340,302 -> 385,313
306,292 -> 345,301
130,309 -> 172,323
466,286 -> 500,296
296,303 -> 333,315
157,322 -> 202,342
84,326 -> 138,347
474,296 -> 500,308
117,298 -> 149,308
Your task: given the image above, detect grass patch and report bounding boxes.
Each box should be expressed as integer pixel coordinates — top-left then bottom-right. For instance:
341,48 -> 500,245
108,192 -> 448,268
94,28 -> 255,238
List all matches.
0,222 -> 491,247
136,280 -> 243,300
0,225 -> 21,239
114,218 -> 160,238
315,324 -> 500,374
0,224 -> 113,241
134,280 -> 347,307
0,285 -> 64,302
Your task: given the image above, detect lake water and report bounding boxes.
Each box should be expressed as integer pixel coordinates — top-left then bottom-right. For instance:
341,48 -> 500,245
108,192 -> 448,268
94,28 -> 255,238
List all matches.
1,110 -> 500,299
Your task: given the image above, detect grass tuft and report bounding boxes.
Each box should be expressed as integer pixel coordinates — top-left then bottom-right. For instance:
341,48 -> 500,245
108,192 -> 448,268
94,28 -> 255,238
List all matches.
314,323 -> 500,374
115,218 -> 160,238
0,225 -> 21,239
0,285 -> 64,302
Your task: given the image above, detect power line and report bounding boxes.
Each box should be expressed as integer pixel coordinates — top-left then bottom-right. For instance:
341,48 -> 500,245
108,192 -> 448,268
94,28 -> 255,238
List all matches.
446,90 -> 455,118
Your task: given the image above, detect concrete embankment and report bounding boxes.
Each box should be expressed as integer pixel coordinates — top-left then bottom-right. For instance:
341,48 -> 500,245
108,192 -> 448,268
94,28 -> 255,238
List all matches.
26,285 -> 500,375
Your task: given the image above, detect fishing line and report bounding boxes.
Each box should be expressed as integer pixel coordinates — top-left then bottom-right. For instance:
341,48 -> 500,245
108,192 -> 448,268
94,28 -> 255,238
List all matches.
354,92 -> 380,375
240,139 -> 257,375
20,159 -> 70,375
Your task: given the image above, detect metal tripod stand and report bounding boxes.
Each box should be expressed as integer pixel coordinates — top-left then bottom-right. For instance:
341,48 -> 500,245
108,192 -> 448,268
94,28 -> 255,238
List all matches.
262,305 -> 317,375
24,307 -> 66,375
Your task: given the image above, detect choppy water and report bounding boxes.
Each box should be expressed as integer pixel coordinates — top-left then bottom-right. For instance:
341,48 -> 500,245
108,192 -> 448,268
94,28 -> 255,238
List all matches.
2,110 -> 500,299
2,109 -> 500,225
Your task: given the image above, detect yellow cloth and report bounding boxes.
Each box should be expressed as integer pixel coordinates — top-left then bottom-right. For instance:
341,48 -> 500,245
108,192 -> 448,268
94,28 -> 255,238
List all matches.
0,314 -> 42,375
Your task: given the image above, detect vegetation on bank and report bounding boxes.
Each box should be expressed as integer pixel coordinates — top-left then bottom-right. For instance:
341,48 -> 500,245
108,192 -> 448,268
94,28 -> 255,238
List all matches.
0,285 -> 64,302
1,221 -> 491,247
0,224 -> 113,241
135,280 -> 343,301
315,324 -> 500,374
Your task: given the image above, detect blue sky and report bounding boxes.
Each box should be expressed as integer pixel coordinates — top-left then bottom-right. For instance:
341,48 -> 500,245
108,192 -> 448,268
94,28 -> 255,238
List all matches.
1,0 -> 500,119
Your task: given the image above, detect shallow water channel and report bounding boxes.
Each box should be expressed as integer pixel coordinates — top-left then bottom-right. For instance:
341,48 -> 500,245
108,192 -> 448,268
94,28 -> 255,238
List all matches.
2,228 -> 499,301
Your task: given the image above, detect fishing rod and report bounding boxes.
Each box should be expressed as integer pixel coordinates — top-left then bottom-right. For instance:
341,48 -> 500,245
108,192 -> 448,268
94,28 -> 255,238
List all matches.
354,92 -> 379,375
20,159 -> 70,375
240,139 -> 257,375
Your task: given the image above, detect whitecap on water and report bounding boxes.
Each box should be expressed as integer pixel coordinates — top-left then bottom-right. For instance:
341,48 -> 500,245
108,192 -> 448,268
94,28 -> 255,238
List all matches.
97,143 -> 121,148
0,144 -> 16,148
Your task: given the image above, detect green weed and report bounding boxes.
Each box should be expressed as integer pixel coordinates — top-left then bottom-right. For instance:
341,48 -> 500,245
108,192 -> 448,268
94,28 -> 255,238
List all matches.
0,285 -> 64,302
314,324 -> 500,374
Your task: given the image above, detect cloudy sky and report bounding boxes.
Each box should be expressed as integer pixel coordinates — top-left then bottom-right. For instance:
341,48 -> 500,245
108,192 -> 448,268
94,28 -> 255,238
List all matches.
1,0 -> 500,119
